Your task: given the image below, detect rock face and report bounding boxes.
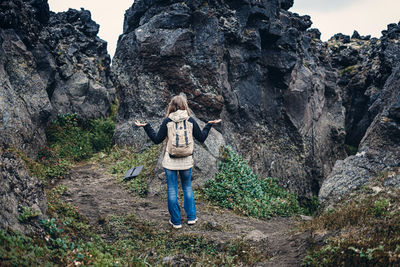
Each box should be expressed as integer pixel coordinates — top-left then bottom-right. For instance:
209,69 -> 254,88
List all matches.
0,0 -> 115,156
113,0 -> 346,198
42,9 -> 115,121
0,0 -> 114,233
0,146 -> 47,234
320,26 -> 400,204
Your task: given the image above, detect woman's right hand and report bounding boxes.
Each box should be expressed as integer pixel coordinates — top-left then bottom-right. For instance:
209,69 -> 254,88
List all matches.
208,119 -> 222,124
135,120 -> 147,127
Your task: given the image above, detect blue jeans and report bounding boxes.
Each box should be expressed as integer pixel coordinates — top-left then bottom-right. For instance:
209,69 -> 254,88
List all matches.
164,168 -> 196,225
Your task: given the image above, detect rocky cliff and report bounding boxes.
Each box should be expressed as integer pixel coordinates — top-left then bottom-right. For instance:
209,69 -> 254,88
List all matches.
319,26 -> 400,205
0,0 -> 114,233
0,0 -> 114,156
112,0 -> 346,198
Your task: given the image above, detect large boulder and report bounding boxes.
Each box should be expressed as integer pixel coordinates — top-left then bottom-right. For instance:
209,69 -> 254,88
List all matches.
112,0 -> 346,198
42,8 -> 115,121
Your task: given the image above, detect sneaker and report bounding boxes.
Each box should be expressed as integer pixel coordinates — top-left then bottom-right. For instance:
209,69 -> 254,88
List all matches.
169,220 -> 182,229
187,218 -> 198,225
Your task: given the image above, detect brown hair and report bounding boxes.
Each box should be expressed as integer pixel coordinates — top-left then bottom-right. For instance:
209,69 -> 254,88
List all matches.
166,95 -> 191,117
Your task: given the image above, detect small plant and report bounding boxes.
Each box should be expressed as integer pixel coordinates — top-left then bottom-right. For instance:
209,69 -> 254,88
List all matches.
344,144 -> 358,155
203,146 -> 301,219
18,206 -> 40,223
339,64 -> 358,75
371,198 -> 390,217
302,195 -> 320,216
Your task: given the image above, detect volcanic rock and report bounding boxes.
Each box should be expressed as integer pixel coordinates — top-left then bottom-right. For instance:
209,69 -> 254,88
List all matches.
112,0 -> 346,198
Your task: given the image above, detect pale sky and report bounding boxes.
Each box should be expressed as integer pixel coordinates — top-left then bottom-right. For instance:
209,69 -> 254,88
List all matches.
291,0 -> 400,40
48,0 -> 400,58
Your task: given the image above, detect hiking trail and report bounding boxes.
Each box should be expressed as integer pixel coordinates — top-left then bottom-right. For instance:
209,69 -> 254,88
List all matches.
60,163 -> 311,266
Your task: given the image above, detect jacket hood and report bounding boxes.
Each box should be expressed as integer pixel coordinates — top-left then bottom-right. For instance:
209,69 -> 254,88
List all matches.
168,109 -> 189,122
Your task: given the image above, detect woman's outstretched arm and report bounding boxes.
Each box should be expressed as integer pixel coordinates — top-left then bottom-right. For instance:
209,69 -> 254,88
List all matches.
136,118 -> 170,144
189,118 -> 221,143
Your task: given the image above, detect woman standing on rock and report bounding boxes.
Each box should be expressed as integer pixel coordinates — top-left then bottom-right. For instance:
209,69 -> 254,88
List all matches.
135,95 -> 221,229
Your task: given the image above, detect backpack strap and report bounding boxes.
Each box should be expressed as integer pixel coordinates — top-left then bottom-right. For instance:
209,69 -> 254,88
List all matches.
183,119 -> 188,146
175,122 -> 179,147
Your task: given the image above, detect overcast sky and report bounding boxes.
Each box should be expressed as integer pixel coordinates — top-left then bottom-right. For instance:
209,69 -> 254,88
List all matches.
48,0 -> 400,58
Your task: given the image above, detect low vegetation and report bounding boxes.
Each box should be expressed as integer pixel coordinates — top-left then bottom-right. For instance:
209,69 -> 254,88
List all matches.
13,112 -> 115,186
1,185 -> 267,266
302,177 -> 400,266
46,113 -> 115,162
91,145 -> 161,197
203,146 -> 302,219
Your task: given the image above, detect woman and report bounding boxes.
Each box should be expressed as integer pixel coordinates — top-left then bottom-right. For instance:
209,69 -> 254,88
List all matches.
135,95 -> 221,229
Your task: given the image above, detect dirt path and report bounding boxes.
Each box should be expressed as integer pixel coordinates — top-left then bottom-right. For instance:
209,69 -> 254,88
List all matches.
60,164 -> 310,266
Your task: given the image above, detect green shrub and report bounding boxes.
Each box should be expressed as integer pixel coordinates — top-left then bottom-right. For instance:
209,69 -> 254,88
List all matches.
88,117 -> 115,153
203,146 -> 301,219
371,198 -> 391,217
0,229 -> 52,266
46,113 -> 115,162
302,195 -> 320,216
47,113 -> 93,161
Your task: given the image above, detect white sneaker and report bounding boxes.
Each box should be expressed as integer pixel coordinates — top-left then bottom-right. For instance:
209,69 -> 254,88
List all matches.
188,218 -> 198,225
169,220 -> 182,229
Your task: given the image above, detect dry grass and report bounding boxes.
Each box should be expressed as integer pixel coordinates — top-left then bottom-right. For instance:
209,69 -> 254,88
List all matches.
302,179 -> 400,266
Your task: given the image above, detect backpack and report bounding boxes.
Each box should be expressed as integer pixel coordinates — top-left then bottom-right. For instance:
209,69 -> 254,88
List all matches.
166,118 -> 194,158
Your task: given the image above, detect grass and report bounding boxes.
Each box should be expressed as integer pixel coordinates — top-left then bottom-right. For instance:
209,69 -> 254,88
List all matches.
10,108 -> 117,187
203,146 -> 302,219
301,180 -> 400,266
91,145 -> 161,197
46,113 -> 115,162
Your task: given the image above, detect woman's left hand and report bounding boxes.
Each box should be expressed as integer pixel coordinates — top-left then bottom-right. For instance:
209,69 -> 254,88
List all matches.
135,120 -> 147,127
208,119 -> 222,124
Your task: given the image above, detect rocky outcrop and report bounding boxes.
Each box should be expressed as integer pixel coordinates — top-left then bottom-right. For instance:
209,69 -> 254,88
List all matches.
0,146 -> 47,234
41,8 -> 115,121
0,0 -> 114,233
112,0 -> 346,198
0,0 -> 115,156
319,24 -> 400,205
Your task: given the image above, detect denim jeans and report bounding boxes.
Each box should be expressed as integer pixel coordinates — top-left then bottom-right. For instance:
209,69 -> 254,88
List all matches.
164,168 -> 196,225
